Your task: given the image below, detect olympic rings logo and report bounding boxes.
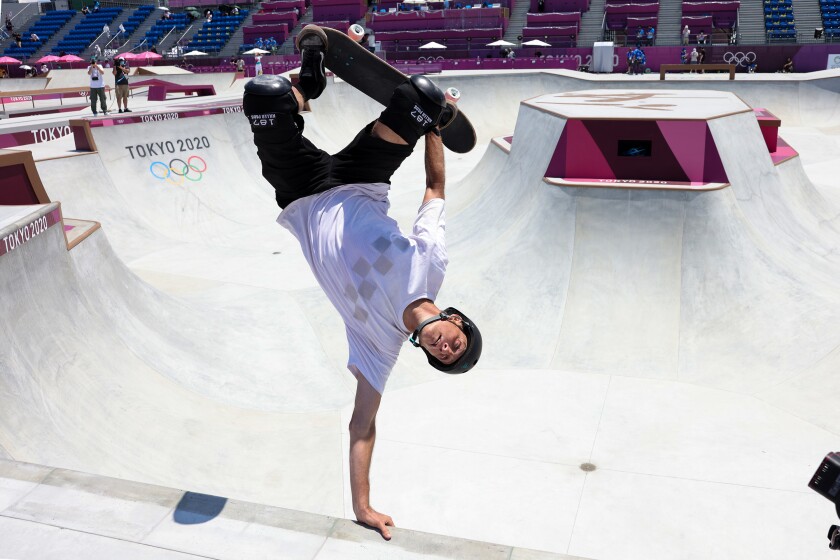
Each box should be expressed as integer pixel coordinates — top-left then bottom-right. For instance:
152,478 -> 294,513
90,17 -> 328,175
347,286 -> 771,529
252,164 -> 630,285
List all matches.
722,51 -> 757,67
149,155 -> 207,185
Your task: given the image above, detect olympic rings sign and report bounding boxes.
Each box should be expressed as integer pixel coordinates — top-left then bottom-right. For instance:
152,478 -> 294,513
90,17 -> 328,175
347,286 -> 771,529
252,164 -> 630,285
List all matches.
722,51 -> 757,68
149,155 -> 207,185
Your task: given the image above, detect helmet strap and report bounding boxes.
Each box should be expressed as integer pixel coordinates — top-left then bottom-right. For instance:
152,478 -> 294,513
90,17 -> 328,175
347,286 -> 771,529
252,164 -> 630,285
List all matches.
409,311 -> 448,348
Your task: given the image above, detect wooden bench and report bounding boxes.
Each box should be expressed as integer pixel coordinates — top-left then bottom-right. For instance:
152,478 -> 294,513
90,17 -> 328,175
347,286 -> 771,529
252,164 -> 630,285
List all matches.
659,63 -> 736,80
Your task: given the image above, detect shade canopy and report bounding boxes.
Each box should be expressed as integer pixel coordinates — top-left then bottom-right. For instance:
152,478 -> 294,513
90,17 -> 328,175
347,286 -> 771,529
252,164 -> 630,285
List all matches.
242,47 -> 270,54
486,39 -> 515,46
418,41 -> 447,49
59,54 -> 84,62
183,50 -> 208,56
522,39 -> 552,46
36,55 -> 61,63
0,56 -> 22,64
136,51 -> 163,59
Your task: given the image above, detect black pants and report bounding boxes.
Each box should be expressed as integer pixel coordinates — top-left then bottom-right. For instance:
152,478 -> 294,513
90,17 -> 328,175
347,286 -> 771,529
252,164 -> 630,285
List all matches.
253,114 -> 415,208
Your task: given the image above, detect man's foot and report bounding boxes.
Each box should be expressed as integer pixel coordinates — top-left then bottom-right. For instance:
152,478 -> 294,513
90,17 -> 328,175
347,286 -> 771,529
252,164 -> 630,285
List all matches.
124,108 -> 131,112
103,111 -> 109,115
92,112 -> 97,116
295,25 -> 327,101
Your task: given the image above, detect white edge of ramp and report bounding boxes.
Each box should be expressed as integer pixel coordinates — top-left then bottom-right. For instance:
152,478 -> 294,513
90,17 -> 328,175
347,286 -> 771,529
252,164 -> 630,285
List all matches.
0,458 -> 590,560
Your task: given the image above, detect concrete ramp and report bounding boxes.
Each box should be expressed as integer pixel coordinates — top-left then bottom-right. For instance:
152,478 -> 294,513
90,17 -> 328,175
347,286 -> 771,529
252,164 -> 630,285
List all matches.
1,74 -> 840,559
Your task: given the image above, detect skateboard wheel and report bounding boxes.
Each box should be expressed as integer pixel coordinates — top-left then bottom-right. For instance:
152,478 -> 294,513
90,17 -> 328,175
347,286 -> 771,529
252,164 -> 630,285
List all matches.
348,24 -> 365,42
445,87 -> 461,103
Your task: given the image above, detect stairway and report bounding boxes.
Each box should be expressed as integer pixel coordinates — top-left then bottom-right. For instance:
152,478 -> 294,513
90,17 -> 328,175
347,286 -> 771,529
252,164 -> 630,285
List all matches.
737,1 -> 767,44
31,11 -> 84,58
0,5 -> 42,50
219,9 -> 258,58
278,10 -> 314,55
578,0 -> 608,46
656,0 -> 682,45
503,0 -> 530,44
792,0 -> 823,42
157,21 -> 201,55
81,6 -> 155,59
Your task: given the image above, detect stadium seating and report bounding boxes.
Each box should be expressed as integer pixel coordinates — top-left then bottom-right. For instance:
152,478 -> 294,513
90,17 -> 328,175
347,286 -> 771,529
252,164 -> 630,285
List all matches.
3,10 -> 75,58
187,9 -> 249,53
763,0 -> 796,40
139,12 -> 189,49
819,0 -> 840,38
55,7 -> 123,55
120,5 -> 156,40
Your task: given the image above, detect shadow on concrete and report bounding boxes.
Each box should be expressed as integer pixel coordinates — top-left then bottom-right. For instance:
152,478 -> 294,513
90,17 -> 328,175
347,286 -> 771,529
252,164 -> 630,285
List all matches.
173,491 -> 228,524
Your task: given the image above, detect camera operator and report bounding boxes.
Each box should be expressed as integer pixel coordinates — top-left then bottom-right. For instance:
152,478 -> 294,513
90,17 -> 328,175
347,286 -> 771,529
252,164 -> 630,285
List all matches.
112,57 -> 131,113
809,452 -> 840,550
87,58 -> 108,116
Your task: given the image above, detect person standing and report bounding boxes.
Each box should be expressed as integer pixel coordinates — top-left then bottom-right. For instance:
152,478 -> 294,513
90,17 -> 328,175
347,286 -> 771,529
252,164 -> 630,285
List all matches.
113,57 -> 131,113
689,47 -> 698,73
682,25 -> 690,46
88,58 -> 108,116
255,54 -> 263,76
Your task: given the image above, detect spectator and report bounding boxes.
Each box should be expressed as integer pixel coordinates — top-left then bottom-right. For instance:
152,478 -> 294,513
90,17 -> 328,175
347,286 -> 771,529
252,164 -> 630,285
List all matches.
782,57 -> 793,73
206,12 -> 213,23
626,48 -> 634,74
0,68 -> 6,78
646,26 -> 655,46
41,63 -> 49,74
697,30 -> 706,44
113,57 -> 131,112
87,58 -> 108,116
232,5 -> 240,15
697,47 -> 706,73
82,5 -> 90,15
4,14 -> 12,33
680,47 -> 687,65
151,45 -> 158,54
537,0 -> 544,12
255,54 -> 263,76
30,32 -> 40,42
94,0 -> 100,11
95,44 -> 102,58
689,47 -> 698,72
636,27 -> 644,46
682,25 -> 690,46
747,61 -> 757,73
103,24 -> 110,39
13,32 -> 21,47
236,57 -> 245,72
118,23 -> 126,36
506,48 -> 515,59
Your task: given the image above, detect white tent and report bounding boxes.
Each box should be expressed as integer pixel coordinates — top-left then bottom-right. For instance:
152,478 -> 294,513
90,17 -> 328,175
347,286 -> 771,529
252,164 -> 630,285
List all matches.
522,39 -> 552,47
183,50 -> 208,56
242,47 -> 270,55
486,39 -> 515,46
419,41 -> 447,49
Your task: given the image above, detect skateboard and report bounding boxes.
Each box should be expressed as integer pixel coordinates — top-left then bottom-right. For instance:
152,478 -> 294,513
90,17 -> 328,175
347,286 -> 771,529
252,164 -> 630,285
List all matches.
317,25 -> 476,154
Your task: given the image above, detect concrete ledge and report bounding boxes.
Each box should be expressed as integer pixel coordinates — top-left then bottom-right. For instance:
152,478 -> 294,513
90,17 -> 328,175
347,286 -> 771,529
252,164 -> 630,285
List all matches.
0,458 -> 590,560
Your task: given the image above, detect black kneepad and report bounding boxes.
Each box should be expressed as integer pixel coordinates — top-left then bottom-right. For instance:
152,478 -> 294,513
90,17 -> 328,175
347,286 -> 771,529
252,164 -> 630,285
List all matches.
243,75 -> 299,133
377,76 -> 446,144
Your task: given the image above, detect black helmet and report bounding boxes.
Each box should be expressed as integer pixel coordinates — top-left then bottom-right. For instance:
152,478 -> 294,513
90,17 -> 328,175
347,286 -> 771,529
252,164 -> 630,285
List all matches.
408,307 -> 482,374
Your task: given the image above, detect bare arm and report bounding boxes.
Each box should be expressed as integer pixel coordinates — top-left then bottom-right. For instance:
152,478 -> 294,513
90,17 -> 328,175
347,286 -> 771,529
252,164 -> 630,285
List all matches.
348,369 -> 394,539
422,130 -> 445,204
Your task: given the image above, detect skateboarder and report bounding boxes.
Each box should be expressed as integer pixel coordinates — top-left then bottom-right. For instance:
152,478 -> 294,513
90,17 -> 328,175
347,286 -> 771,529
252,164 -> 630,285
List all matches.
243,25 -> 482,539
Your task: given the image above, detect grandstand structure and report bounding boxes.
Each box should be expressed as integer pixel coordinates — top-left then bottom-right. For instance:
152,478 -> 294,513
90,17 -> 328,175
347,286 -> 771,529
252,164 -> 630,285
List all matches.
2,0 -> 840,70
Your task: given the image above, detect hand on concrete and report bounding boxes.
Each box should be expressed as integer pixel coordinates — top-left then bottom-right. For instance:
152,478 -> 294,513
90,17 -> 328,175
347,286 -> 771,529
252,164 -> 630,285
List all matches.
355,506 -> 395,540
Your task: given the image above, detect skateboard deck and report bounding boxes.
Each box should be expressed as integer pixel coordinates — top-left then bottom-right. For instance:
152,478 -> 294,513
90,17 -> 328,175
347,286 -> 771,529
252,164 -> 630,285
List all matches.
319,26 -> 476,154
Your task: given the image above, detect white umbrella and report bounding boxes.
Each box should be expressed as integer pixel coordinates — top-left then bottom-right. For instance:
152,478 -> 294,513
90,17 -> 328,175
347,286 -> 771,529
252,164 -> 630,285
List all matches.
404,0 -> 427,4
419,41 -> 446,49
19,65 -> 32,70
157,6 -> 170,10
486,39 -> 515,46
183,50 -> 208,56
522,39 -> 552,47
242,47 -> 270,55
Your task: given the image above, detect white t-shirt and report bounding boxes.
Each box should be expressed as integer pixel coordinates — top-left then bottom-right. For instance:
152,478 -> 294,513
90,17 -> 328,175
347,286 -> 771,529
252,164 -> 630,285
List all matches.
278,183 -> 448,393
89,66 -> 103,88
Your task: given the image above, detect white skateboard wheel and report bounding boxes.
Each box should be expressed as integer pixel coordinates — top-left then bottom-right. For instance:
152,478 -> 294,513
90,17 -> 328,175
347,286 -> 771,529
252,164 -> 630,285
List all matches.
445,87 -> 461,103
348,24 -> 365,42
